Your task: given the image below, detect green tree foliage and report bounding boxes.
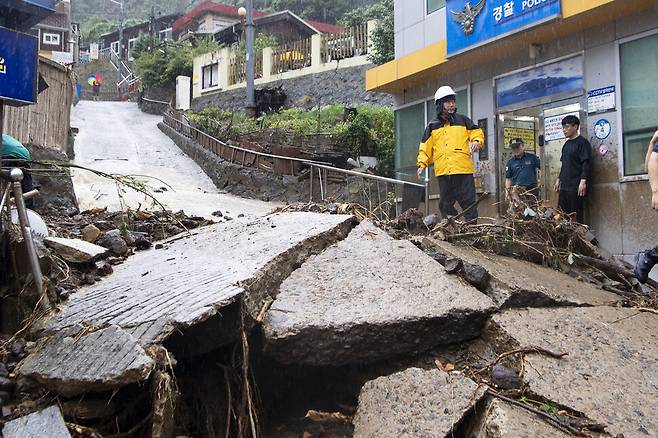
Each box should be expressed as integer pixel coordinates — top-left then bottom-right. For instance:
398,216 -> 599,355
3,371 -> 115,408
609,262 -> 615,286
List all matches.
190,105 -> 395,176
234,34 -> 278,62
132,36 -> 223,88
269,0 -> 379,23
365,0 -> 394,65
80,16 -> 117,45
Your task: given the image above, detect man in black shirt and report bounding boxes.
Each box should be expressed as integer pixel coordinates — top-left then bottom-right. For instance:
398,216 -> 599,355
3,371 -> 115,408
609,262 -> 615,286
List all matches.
634,129 -> 658,284
553,115 -> 591,223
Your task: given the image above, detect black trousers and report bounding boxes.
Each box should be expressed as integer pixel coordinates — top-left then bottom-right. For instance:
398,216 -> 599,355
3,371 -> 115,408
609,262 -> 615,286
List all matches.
558,190 -> 585,223
437,174 -> 478,221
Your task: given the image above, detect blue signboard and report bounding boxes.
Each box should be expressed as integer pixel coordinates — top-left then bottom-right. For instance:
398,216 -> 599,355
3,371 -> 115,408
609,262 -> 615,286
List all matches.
446,0 -> 562,56
0,26 -> 38,105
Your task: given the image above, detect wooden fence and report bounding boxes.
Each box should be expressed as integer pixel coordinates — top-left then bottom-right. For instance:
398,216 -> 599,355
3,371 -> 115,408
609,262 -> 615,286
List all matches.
322,23 -> 369,63
228,53 -> 263,86
271,36 -> 312,74
2,57 -> 74,152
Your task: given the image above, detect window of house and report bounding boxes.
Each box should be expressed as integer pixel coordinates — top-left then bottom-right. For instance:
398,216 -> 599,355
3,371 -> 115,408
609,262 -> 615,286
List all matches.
159,28 -> 172,40
427,0 -> 446,14
620,32 -> 658,176
43,33 -> 60,45
111,41 -> 120,53
202,63 -> 219,89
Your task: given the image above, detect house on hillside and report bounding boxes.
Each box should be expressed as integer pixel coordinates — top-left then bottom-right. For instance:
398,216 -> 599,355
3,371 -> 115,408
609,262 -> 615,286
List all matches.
172,1 -> 342,42
365,0 -> 658,270
28,0 -> 78,65
99,13 -> 181,60
213,10 -> 343,46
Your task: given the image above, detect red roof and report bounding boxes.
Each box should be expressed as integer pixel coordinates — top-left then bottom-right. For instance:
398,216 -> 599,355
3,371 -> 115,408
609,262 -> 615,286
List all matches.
173,1 -> 344,35
304,19 -> 344,34
173,1 -> 268,33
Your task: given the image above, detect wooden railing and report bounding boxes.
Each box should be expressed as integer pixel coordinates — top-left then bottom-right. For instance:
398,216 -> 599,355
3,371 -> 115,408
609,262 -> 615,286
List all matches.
321,23 -> 369,63
271,36 -> 312,74
228,53 -> 263,86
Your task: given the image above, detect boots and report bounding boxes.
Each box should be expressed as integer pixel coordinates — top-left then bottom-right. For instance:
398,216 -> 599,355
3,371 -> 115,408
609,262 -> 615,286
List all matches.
634,247 -> 658,284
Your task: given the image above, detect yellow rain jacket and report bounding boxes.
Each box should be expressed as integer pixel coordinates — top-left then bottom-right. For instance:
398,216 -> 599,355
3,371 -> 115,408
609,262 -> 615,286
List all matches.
417,113 -> 485,176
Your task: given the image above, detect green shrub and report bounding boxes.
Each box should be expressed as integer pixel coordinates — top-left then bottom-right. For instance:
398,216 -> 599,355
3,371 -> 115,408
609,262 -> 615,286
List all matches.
190,105 -> 395,177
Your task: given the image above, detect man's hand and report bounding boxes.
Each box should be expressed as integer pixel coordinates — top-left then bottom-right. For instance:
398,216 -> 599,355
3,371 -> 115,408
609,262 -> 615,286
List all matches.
578,179 -> 587,197
554,179 -> 560,192
469,141 -> 481,153
417,168 -> 424,179
652,191 -> 658,211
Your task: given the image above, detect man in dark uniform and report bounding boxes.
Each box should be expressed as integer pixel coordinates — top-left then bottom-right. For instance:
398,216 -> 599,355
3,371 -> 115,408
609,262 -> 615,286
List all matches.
634,129 -> 658,283
553,115 -> 591,223
505,138 -> 540,202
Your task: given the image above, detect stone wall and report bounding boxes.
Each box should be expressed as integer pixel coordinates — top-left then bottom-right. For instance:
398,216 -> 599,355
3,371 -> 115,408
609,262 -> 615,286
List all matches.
158,122 -> 308,203
28,144 -> 79,214
192,64 -> 395,113
138,85 -> 175,115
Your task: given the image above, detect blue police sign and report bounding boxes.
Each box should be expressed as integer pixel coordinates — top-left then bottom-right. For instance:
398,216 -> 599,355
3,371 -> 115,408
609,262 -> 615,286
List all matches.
446,0 -> 562,56
0,26 -> 38,105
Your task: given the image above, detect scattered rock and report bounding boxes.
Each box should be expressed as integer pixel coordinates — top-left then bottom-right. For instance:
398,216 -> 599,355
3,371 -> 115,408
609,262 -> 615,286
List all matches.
444,257 -> 464,274
2,405 -> 71,438
95,261 -> 113,276
0,364 -> 8,378
463,263 -> 491,291
237,213 -> 245,218
10,339 -> 26,357
0,377 -> 16,393
97,229 -> 129,256
490,365 -> 522,390
353,368 -> 486,438
224,216 -> 233,221
44,237 -> 108,263
327,203 -> 339,214
81,224 -> 102,243
211,210 -> 223,217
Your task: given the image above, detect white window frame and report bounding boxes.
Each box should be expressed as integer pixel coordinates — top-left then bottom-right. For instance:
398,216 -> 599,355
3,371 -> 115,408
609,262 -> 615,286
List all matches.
615,27 -> 658,182
43,32 -> 60,45
201,62 -> 219,90
111,41 -> 120,54
159,27 -> 172,40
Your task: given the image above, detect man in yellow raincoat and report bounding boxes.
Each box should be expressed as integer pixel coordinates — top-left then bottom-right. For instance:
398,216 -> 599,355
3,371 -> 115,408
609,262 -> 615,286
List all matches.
417,85 -> 484,222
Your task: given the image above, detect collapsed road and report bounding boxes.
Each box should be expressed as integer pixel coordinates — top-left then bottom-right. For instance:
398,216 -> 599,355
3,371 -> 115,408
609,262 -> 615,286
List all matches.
6,207 -> 658,437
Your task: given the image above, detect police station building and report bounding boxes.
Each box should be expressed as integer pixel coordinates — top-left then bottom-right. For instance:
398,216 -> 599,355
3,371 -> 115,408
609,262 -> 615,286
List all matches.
366,0 -> 658,264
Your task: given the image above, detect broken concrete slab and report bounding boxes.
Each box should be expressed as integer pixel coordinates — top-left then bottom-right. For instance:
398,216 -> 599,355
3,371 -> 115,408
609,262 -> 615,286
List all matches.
44,236 -> 108,263
353,368 -> 486,438
490,307 -> 658,438
426,239 -> 620,308
2,405 -> 71,438
44,213 -> 355,348
468,399 -> 571,438
264,221 -> 495,366
18,325 -> 154,397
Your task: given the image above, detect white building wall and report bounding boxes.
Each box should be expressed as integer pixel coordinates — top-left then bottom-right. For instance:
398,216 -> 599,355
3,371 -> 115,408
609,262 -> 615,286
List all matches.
394,0 -> 446,59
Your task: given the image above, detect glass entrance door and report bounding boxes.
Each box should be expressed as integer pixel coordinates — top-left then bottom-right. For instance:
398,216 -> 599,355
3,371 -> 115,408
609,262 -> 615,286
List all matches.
496,107 -> 542,213
540,102 -> 586,207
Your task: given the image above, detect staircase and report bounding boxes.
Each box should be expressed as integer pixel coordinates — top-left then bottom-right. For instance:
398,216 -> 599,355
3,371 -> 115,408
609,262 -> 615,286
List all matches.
76,48 -> 140,101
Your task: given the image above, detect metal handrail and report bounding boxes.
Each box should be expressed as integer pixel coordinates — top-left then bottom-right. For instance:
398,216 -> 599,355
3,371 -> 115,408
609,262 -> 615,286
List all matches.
163,111 -> 332,166
163,110 -> 430,216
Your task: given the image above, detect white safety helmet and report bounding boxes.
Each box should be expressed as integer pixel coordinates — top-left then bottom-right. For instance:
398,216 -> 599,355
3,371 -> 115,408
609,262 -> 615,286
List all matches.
434,85 -> 456,102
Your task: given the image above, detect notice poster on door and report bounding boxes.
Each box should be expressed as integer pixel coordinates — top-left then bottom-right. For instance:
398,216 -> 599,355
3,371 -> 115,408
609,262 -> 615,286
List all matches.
544,112 -> 579,141
503,127 -> 536,150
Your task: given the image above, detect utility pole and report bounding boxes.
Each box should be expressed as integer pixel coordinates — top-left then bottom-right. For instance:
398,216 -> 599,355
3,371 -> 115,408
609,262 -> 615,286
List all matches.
149,5 -> 155,48
245,0 -> 255,117
109,0 -> 125,85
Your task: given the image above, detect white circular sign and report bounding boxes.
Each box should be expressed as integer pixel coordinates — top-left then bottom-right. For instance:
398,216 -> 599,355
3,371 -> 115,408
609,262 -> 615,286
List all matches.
594,119 -> 611,140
